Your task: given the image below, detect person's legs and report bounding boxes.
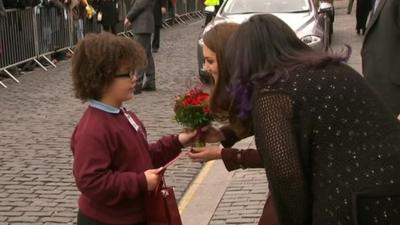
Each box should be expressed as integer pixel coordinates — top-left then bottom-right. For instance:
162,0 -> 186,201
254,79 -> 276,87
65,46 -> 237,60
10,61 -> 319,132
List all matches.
355,0 -> 363,33
347,0 -> 355,14
132,34 -> 146,92
102,24 -> 111,33
133,34 -> 156,91
356,0 -> 371,34
77,19 -> 84,40
152,25 -> 161,52
215,4 -> 221,13
204,14 -> 213,26
359,6 -> 370,34
143,33 -> 156,90
110,23 -> 117,35
168,1 -> 176,25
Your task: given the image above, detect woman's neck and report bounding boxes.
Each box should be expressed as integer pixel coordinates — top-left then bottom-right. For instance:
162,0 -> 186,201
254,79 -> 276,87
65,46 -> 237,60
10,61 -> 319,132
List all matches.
99,96 -> 122,108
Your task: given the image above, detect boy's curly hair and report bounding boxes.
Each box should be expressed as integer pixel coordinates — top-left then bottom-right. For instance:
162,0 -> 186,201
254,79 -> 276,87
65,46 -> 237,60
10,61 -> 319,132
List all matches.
71,32 -> 146,101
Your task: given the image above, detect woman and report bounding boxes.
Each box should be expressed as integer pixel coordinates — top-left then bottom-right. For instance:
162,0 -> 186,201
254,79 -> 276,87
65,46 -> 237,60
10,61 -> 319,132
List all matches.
71,32 -> 196,225
188,23 -> 280,225
193,14 -> 400,225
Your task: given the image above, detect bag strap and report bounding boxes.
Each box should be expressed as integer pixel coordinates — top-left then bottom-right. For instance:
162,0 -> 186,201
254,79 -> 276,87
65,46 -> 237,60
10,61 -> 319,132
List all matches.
153,153 -> 184,193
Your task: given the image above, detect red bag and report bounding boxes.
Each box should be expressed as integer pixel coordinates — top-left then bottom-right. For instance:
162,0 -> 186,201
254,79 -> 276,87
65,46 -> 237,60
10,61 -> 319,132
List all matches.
145,175 -> 183,225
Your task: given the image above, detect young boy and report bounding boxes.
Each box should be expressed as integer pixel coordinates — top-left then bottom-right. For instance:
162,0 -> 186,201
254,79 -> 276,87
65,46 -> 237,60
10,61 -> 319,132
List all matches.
71,32 -> 195,225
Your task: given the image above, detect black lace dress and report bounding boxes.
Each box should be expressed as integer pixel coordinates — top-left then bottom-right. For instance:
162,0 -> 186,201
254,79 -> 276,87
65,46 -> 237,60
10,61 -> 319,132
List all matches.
250,63 -> 400,225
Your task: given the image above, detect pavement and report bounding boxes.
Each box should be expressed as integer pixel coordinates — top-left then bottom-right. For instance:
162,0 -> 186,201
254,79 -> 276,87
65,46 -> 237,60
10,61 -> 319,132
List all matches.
0,0 -> 365,224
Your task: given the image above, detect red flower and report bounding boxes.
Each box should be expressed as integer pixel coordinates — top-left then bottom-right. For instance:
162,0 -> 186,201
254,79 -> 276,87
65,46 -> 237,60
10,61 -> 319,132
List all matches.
174,84 -> 214,129
195,93 -> 209,103
182,98 -> 191,106
181,91 -> 209,107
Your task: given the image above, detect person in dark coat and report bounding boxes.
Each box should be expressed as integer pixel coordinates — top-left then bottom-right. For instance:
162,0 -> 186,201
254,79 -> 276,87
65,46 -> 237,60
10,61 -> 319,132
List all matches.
97,0 -> 119,34
193,14 -> 400,225
152,0 -> 167,53
125,0 -> 157,93
362,0 -> 400,116
355,0 -> 373,34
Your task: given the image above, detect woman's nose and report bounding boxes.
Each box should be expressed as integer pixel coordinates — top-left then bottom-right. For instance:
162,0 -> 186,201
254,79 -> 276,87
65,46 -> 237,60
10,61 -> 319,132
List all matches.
203,63 -> 210,72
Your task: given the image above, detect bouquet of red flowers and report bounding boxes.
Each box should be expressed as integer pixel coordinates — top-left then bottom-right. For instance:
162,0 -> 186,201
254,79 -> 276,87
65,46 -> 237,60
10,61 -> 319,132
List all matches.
174,84 -> 214,146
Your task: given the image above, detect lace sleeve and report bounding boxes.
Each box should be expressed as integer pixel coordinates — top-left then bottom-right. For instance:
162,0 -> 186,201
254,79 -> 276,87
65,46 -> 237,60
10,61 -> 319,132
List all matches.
252,92 -> 309,225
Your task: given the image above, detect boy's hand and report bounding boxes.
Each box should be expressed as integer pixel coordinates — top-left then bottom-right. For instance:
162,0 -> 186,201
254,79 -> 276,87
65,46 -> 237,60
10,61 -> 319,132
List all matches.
178,130 -> 198,147
144,168 -> 163,191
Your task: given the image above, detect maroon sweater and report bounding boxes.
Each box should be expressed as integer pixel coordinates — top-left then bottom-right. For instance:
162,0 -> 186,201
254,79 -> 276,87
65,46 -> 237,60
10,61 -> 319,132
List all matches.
71,106 -> 183,225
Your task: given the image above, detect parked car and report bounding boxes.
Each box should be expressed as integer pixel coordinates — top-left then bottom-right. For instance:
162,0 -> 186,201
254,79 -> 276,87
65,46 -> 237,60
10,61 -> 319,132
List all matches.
198,0 -> 334,83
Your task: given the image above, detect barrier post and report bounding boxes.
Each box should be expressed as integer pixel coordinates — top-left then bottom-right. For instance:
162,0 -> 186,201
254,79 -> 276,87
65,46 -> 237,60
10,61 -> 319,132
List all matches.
32,7 -> 49,71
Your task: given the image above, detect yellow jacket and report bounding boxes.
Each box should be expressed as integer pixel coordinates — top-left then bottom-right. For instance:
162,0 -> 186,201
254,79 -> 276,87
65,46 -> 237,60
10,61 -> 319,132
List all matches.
204,0 -> 220,6
82,0 -> 95,19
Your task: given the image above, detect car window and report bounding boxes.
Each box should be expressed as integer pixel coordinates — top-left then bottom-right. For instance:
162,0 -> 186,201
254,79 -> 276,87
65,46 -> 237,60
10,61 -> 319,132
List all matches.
222,0 -> 310,14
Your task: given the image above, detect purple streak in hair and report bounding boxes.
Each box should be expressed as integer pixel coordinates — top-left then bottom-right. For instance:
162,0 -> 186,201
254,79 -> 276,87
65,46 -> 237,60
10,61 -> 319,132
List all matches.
228,58 -> 255,119
230,81 -> 253,119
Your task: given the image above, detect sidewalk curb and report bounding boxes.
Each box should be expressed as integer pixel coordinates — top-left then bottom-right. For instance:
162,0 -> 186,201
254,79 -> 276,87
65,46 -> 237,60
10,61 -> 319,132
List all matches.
179,159 -> 234,225
178,160 -> 216,213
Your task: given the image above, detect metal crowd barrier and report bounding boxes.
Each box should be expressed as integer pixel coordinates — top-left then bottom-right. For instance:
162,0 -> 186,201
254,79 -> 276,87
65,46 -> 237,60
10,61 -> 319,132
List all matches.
35,6 -> 74,69
0,0 -> 204,88
0,8 -> 36,87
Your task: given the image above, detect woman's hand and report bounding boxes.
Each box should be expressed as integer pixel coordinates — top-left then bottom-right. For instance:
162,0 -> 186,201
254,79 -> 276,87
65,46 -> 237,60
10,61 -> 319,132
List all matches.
200,126 -> 225,143
178,130 -> 198,147
144,168 -> 163,191
187,146 -> 223,162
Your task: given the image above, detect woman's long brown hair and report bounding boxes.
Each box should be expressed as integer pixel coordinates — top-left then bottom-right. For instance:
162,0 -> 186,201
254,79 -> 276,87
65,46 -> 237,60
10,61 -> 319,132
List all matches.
203,23 -> 253,138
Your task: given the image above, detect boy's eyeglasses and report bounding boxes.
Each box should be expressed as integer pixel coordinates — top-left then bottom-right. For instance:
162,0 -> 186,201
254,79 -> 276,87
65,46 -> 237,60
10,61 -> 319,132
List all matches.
115,71 -> 137,80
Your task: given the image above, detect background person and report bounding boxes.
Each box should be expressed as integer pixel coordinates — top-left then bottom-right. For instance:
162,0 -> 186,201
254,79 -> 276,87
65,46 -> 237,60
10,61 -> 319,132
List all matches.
125,0 -> 157,93
361,0 -> 400,116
